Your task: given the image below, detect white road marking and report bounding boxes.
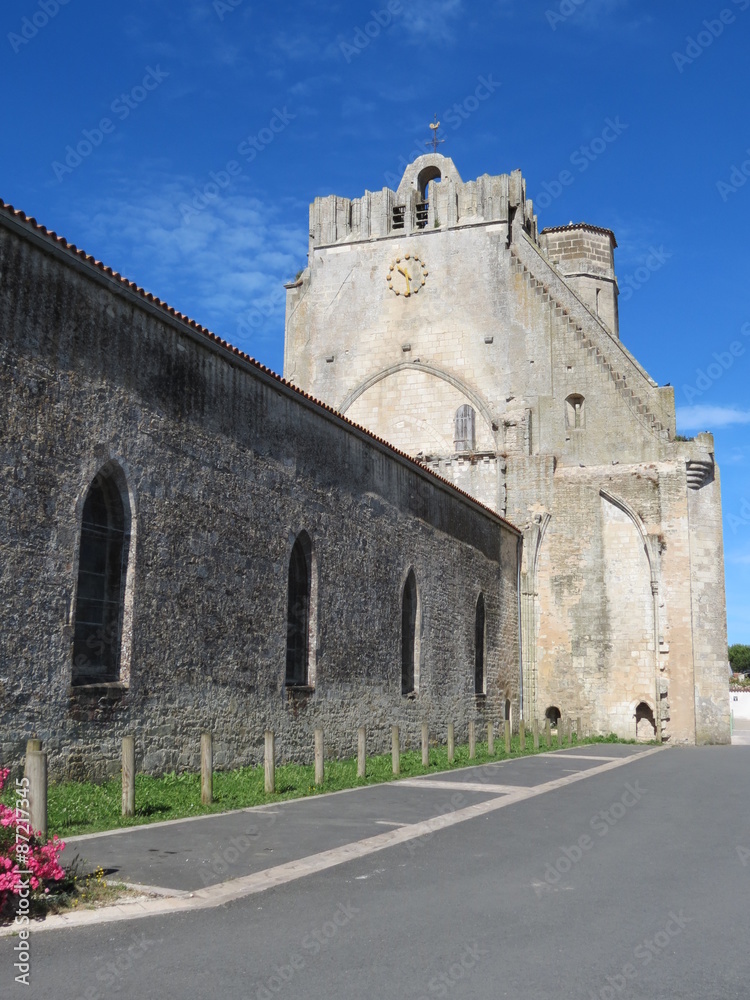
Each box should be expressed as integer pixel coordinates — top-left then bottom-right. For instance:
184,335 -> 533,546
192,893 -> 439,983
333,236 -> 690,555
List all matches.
545,753 -> 623,761
8,748 -> 663,936
393,780 -> 521,794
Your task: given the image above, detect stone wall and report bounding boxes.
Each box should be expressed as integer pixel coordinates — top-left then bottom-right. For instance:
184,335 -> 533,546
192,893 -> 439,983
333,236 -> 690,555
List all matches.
285,154 -> 731,745
0,207 -> 521,780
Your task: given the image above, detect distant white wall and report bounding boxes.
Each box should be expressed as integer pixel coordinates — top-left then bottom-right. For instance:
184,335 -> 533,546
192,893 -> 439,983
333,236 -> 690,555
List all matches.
730,690 -> 750,721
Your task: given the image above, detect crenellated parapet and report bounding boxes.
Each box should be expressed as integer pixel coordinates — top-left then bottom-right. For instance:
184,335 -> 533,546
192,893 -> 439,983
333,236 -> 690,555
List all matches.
308,153 -> 539,251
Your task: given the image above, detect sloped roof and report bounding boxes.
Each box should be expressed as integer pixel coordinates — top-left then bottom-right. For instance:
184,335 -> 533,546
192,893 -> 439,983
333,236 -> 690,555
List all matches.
540,222 -> 617,247
0,198 -> 521,536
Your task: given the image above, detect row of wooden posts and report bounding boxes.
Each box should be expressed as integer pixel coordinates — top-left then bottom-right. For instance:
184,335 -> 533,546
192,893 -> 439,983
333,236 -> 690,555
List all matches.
21,717 -> 581,841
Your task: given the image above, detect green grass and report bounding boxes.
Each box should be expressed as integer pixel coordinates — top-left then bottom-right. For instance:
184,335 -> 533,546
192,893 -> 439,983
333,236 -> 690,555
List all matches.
2,733 -> 636,838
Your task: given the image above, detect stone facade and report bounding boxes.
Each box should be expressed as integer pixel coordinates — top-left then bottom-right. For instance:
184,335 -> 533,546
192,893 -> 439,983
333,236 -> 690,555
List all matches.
284,152 -> 730,745
0,202 -> 521,780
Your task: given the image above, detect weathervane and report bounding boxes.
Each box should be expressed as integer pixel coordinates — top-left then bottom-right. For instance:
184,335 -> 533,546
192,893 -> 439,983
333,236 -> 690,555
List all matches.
426,114 -> 445,154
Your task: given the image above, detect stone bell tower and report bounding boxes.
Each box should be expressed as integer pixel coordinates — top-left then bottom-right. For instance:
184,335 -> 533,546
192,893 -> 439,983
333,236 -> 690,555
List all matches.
283,144 -> 730,746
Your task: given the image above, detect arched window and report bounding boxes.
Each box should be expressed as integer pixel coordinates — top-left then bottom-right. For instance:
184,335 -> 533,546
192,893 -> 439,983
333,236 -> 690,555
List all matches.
286,533 -> 313,687
454,404 -> 476,452
545,705 -> 562,727
72,468 -> 131,685
416,164 -> 442,228
474,594 -> 485,694
417,165 -> 442,201
566,394 -> 585,429
401,570 -> 418,695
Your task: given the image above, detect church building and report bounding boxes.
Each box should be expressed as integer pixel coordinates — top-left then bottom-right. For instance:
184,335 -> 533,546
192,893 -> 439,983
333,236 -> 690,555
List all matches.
284,151 -> 730,745
0,147 -> 731,780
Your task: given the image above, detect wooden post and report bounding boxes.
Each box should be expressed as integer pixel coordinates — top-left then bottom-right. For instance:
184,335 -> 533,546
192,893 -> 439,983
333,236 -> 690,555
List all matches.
201,732 -> 213,805
533,718 -> 540,751
122,736 -> 135,818
421,723 -> 429,767
391,725 -> 400,776
545,718 -> 551,748
576,717 -> 582,742
314,728 -> 324,786
504,720 -> 511,754
26,749 -> 47,841
557,719 -> 564,748
468,721 -> 476,759
487,721 -> 494,756
566,718 -> 572,745
447,723 -> 455,762
358,726 -> 367,779
264,730 -> 275,794
519,718 -> 526,751
24,739 -> 42,783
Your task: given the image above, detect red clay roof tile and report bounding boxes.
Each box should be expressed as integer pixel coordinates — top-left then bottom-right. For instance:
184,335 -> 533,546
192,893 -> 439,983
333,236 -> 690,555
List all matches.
0,198 -> 521,535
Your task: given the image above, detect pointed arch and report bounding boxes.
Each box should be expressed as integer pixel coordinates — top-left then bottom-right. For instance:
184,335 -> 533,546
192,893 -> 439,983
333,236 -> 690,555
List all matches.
401,569 -> 420,695
474,593 -> 486,695
72,462 -> 133,685
286,531 -> 316,688
600,489 -> 662,741
338,361 -> 499,448
599,489 -> 658,587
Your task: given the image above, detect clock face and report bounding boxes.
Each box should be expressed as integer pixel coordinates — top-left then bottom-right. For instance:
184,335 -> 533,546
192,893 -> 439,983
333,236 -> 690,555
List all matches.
386,253 -> 428,297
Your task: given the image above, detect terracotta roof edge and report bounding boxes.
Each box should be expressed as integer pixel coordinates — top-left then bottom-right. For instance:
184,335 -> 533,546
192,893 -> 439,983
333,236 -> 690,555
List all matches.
0,198 -> 521,536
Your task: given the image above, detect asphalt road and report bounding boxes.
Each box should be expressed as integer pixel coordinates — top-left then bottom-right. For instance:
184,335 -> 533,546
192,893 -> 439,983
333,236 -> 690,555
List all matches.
2,745 -> 749,1000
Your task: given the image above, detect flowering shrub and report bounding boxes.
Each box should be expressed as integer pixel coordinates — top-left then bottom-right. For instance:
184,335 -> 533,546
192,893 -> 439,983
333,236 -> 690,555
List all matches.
0,767 -> 66,922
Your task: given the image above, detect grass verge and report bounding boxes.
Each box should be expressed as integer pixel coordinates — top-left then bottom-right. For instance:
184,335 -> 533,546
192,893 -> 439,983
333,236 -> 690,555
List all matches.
2,733 -> 635,840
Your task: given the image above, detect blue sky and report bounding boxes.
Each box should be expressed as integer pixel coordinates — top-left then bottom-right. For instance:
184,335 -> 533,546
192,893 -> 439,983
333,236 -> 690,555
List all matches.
2,0 -> 748,642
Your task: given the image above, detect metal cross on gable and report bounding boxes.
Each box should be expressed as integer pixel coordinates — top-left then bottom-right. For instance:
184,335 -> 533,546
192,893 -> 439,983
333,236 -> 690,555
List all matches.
426,114 -> 445,154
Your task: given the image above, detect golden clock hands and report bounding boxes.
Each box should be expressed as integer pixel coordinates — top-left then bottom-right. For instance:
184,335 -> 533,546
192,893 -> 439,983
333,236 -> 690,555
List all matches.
397,264 -> 411,297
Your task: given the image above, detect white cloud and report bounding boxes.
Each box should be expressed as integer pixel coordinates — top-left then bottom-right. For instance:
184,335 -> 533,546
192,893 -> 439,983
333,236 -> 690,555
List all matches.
341,96 -> 377,119
63,168 -> 307,366
676,405 -> 750,432
272,30 -> 328,62
401,0 -> 463,45
289,74 -> 342,98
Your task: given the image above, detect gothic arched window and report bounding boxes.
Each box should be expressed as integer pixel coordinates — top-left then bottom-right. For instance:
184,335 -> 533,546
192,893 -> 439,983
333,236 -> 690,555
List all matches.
286,533 -> 313,687
474,594 -> 486,694
401,570 -> 418,695
454,404 -> 476,452
72,468 -> 131,685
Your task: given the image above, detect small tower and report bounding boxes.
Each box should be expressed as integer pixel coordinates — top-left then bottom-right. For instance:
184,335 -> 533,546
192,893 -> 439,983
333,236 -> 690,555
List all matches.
540,223 -> 619,338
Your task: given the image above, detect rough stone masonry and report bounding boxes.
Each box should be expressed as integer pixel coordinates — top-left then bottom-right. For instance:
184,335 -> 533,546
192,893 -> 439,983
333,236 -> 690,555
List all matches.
284,151 -> 730,745
0,199 -> 520,780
